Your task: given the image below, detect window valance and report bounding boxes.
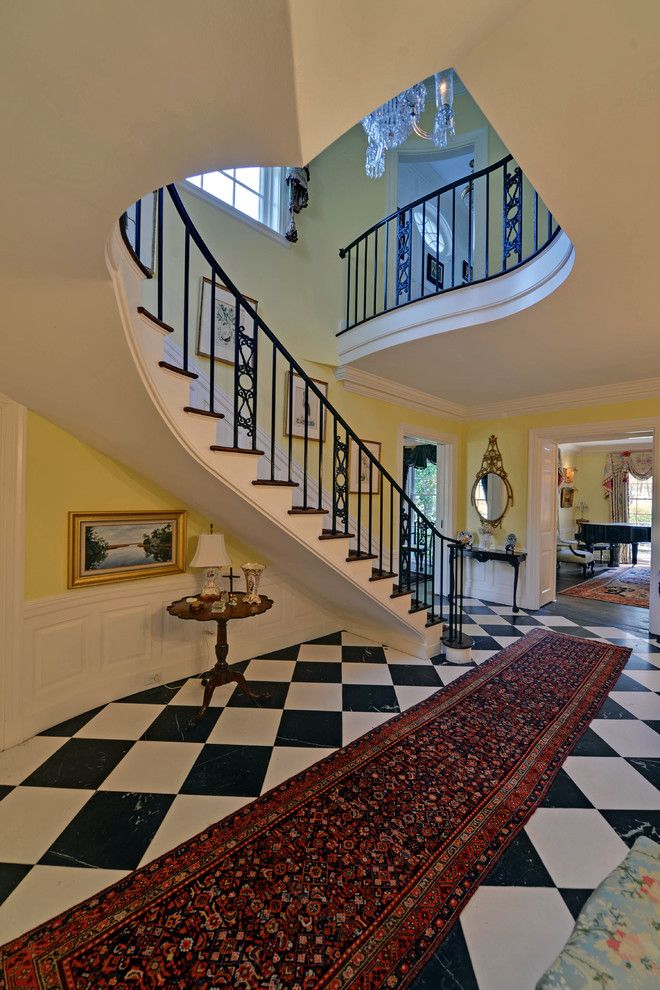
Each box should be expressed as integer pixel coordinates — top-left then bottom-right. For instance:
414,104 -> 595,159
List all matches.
603,450 -> 653,493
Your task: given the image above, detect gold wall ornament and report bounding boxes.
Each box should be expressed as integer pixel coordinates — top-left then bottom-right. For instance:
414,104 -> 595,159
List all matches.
471,435 -> 513,529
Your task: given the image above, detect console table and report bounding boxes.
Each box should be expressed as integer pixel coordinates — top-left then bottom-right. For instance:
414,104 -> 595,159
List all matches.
167,593 -> 273,723
466,547 -> 527,613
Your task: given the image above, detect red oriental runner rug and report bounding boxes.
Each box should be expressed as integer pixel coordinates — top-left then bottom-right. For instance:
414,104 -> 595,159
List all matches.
0,629 -> 630,990
562,565 -> 650,608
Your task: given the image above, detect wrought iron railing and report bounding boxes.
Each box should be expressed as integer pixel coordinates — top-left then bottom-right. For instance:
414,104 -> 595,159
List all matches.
338,153 -> 561,333
120,185 -> 472,649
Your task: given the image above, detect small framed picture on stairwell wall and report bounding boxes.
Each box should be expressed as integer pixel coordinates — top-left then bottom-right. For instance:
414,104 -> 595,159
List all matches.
196,276 -> 258,366
284,371 -> 328,441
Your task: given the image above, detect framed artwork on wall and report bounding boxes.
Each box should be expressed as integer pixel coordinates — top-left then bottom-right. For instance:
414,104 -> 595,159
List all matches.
349,439 -> 382,494
284,371 -> 328,441
560,487 -> 575,508
68,511 -> 186,589
196,276 -> 258,365
426,254 -> 444,289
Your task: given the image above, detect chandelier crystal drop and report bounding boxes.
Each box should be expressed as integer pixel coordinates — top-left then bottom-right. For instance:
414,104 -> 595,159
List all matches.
362,70 -> 456,178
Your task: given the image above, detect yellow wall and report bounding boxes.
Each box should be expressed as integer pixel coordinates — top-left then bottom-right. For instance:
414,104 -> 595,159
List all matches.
570,449 -> 610,526
465,398 -> 660,542
24,412 -> 254,600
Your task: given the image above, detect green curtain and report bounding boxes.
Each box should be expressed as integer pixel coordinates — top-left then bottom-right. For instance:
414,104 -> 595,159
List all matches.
403,444 -> 437,488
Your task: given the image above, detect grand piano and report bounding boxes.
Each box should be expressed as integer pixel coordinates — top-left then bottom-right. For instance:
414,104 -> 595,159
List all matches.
576,521 -> 651,566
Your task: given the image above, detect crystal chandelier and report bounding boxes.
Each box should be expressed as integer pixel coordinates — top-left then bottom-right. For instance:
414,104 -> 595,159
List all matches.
362,70 -> 456,179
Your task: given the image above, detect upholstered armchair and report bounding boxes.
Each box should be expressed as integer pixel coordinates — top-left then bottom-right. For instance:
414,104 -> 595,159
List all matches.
556,537 -> 595,577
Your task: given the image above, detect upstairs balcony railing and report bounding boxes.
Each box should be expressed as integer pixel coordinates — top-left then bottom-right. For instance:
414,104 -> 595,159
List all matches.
338,153 -> 560,333
120,185 -> 472,650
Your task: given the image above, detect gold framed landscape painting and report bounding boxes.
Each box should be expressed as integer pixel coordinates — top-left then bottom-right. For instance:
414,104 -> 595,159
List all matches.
68,511 -> 186,589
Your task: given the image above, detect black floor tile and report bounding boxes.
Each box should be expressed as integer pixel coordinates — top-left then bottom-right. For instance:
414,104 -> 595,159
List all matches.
225,681 -> 289,709
309,632 -> 343,646
40,791 -> 174,871
479,625 -> 523,638
141,706 -> 222,743
342,684 -> 399,713
612,672 -> 651,692
22,738 -> 134,789
559,888 -> 594,920
410,920 -> 479,990
118,683 -> 187,705
644,720 -> 660,735
341,645 -> 386,663
38,706 -> 104,737
595,697 -> 637,720
388,665 -> 442,687
0,863 -> 31,907
483,831 -> 555,887
469,636 -> 502,652
275,710 -> 342,749
541,769 -> 593,809
292,661 -> 341,683
254,645 -> 300,661
499,614 -> 543,626
461,606 -> 495,615
599,809 -> 660,847
0,785 -> 13,803
180,744 -> 272,796
626,654 -> 660,670
569,728 -> 619,758
625,757 -> 660,790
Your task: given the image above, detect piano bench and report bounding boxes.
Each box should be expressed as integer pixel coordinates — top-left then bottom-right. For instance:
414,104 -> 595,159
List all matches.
557,547 -> 595,577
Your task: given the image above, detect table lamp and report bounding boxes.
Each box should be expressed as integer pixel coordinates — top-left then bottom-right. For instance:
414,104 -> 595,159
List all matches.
190,532 -> 231,600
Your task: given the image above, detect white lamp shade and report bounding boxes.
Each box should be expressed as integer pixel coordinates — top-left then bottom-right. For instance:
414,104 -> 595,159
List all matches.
190,533 -> 231,569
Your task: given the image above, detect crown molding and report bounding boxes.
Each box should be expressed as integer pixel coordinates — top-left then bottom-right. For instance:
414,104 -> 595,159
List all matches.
335,366 -> 466,421
336,366 -> 660,425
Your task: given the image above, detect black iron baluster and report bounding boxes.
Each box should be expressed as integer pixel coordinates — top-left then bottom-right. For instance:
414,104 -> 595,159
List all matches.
368,458 -> 373,556
451,188 -> 456,288
415,514 -> 420,608
270,343 -> 276,480
135,199 -> 142,260
384,221 -> 389,313
287,365 -> 293,482
467,177 -> 473,281
378,471 -> 384,575
232,293 -> 240,445
157,188 -> 164,321
435,193 -> 440,293
251,319 -> 258,451
362,236 -> 368,324
209,274 -> 216,414
534,190 -> 539,253
346,249 -> 351,330
407,209 -> 413,302
303,380 -> 309,507
332,419 -> 338,533
357,438 -> 362,553
547,210 -> 552,241
183,227 -> 190,372
354,241 -> 359,328
429,535 -> 436,623
439,536 -> 445,623
518,177 -> 523,264
389,486 -> 394,576
373,227 -> 378,319
420,201 -> 426,298
485,172 -> 490,278
317,403 -> 324,510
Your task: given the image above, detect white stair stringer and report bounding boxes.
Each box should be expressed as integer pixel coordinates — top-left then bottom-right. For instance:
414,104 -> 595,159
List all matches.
108,227 -> 447,659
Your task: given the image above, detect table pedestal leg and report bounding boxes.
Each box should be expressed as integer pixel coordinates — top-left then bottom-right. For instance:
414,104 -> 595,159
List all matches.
190,620 -> 268,725
512,560 -> 520,613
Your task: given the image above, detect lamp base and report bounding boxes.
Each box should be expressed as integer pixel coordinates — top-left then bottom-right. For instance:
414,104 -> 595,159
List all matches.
199,569 -> 221,601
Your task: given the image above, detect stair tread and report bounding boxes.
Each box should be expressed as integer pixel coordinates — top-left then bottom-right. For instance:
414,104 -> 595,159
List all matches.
369,569 -> 397,582
183,406 -> 224,419
288,507 -> 328,514
253,479 -> 299,487
158,360 -> 198,380
390,588 -> 413,599
319,530 -> 355,540
346,551 -> 378,562
210,445 -> 264,455
137,307 -> 174,334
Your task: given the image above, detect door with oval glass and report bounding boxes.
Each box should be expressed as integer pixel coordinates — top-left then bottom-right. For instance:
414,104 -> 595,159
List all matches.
403,436 -> 446,598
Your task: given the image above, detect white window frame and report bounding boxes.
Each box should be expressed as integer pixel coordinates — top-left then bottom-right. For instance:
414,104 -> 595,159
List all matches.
183,167 -> 289,244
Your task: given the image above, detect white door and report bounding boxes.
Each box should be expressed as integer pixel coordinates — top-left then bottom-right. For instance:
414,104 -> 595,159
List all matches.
539,439 -> 558,606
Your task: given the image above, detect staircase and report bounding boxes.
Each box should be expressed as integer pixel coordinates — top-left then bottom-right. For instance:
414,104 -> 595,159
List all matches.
111,185 -> 471,660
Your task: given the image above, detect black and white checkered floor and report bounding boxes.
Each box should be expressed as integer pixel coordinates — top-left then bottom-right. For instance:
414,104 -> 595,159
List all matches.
1,597 -> 659,990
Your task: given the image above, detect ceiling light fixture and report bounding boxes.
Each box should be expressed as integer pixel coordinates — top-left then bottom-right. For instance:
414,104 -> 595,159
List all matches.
362,70 -> 456,179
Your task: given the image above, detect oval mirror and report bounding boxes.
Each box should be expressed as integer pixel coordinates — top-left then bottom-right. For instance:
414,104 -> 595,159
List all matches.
473,472 -> 510,524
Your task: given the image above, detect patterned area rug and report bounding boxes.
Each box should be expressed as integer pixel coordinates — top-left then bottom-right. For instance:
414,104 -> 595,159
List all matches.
562,566 -> 650,608
0,629 -> 630,990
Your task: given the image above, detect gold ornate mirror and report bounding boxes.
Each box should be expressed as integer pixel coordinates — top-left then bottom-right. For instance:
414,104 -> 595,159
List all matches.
471,434 -> 513,528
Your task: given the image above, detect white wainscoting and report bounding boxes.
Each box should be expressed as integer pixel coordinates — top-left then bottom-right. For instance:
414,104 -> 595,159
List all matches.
16,568 -> 340,747
463,556 -> 527,610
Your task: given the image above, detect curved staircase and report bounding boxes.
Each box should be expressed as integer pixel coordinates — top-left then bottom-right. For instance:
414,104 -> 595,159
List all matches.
110,186 -> 471,660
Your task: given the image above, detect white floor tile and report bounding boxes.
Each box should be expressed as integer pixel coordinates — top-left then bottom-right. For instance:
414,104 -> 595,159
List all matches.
341,632 -> 381,646
624,669 -> 660,691
284,682 -> 343,710
341,712 -> 395,745
262,746 -> 335,791
295,644 -> 342,662
384,648 -> 429,665
75,703 -> 165,740
472,650 -> 498,665
244,658 -> 296,682
0,787 -> 90,863
470,615 -> 511,626
169,679 -> 235,707
0,736 -> 66,786
139,794 -> 251,865
564,756 -> 660,809
584,626 -> 638,639
493,637 -> 521,648
394,686 -> 440,711
609,690 -> 660,720
0,867 -> 129,945
589,719 -> 660,757
437,665 -> 473,686
98,741 -> 202,793
206,707 -> 282,746
535,615 -> 578,627
460,886 -> 574,990
461,623 -> 489,636
341,663 -> 393,685
525,808 -> 628,888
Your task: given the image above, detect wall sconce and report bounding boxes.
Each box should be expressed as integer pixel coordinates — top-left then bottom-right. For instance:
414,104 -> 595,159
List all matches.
563,466 -> 576,484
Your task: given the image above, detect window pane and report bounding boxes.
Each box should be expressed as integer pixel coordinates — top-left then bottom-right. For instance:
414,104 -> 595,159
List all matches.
235,167 -> 262,193
187,175 -> 202,187
234,185 -> 260,220
202,171 -> 234,204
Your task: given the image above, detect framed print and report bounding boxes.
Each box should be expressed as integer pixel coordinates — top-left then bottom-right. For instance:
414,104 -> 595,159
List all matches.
350,439 -> 382,494
284,372 -> 328,441
426,254 -> 444,289
196,277 -> 258,366
560,487 -> 574,509
68,511 -> 186,589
